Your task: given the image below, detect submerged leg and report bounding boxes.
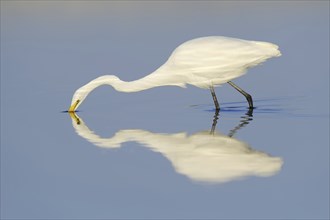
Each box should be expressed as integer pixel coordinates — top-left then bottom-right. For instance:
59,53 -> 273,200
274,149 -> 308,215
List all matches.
227,81 -> 254,109
210,86 -> 220,111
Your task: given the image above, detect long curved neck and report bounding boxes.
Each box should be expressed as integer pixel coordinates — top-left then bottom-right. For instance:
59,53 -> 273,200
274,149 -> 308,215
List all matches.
110,76 -> 163,93
77,75 -> 153,97
83,66 -> 185,94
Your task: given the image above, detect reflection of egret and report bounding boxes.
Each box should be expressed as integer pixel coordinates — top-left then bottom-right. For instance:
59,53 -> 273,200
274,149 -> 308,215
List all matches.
68,112 -> 283,183
69,36 -> 281,112
210,108 -> 253,135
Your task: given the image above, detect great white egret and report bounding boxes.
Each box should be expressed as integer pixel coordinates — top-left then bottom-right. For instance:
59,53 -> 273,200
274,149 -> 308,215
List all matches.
69,36 -> 281,112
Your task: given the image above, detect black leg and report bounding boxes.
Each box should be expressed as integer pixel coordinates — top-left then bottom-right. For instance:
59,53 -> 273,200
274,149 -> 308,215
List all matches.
227,81 -> 253,109
210,86 -> 220,111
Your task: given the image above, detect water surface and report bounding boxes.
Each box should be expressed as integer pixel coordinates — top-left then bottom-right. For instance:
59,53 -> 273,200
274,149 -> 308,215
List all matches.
1,1 -> 329,219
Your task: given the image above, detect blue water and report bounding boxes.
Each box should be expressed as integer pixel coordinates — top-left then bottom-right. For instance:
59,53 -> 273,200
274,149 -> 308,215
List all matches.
1,1 -> 329,219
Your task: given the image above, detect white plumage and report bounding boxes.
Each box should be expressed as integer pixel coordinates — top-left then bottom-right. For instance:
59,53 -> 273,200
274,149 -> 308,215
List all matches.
69,36 -> 281,112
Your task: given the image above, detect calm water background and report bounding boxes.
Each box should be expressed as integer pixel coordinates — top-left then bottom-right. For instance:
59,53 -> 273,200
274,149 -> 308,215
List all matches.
1,1 -> 329,219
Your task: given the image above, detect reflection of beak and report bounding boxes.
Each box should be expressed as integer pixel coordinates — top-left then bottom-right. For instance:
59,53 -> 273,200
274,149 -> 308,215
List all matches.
69,111 -> 81,125
68,100 -> 80,112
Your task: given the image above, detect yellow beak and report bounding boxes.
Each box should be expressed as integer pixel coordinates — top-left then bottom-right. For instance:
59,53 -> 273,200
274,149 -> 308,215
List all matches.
68,100 -> 80,112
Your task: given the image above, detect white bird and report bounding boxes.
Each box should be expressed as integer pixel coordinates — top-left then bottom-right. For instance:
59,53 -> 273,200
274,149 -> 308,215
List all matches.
68,36 -> 281,112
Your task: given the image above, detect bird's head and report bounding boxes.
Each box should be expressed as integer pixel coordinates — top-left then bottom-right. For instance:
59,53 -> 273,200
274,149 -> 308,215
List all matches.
68,85 -> 90,112
68,75 -> 120,112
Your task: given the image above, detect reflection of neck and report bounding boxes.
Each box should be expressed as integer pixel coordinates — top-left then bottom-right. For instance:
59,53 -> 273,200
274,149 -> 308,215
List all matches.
68,112 -> 282,184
